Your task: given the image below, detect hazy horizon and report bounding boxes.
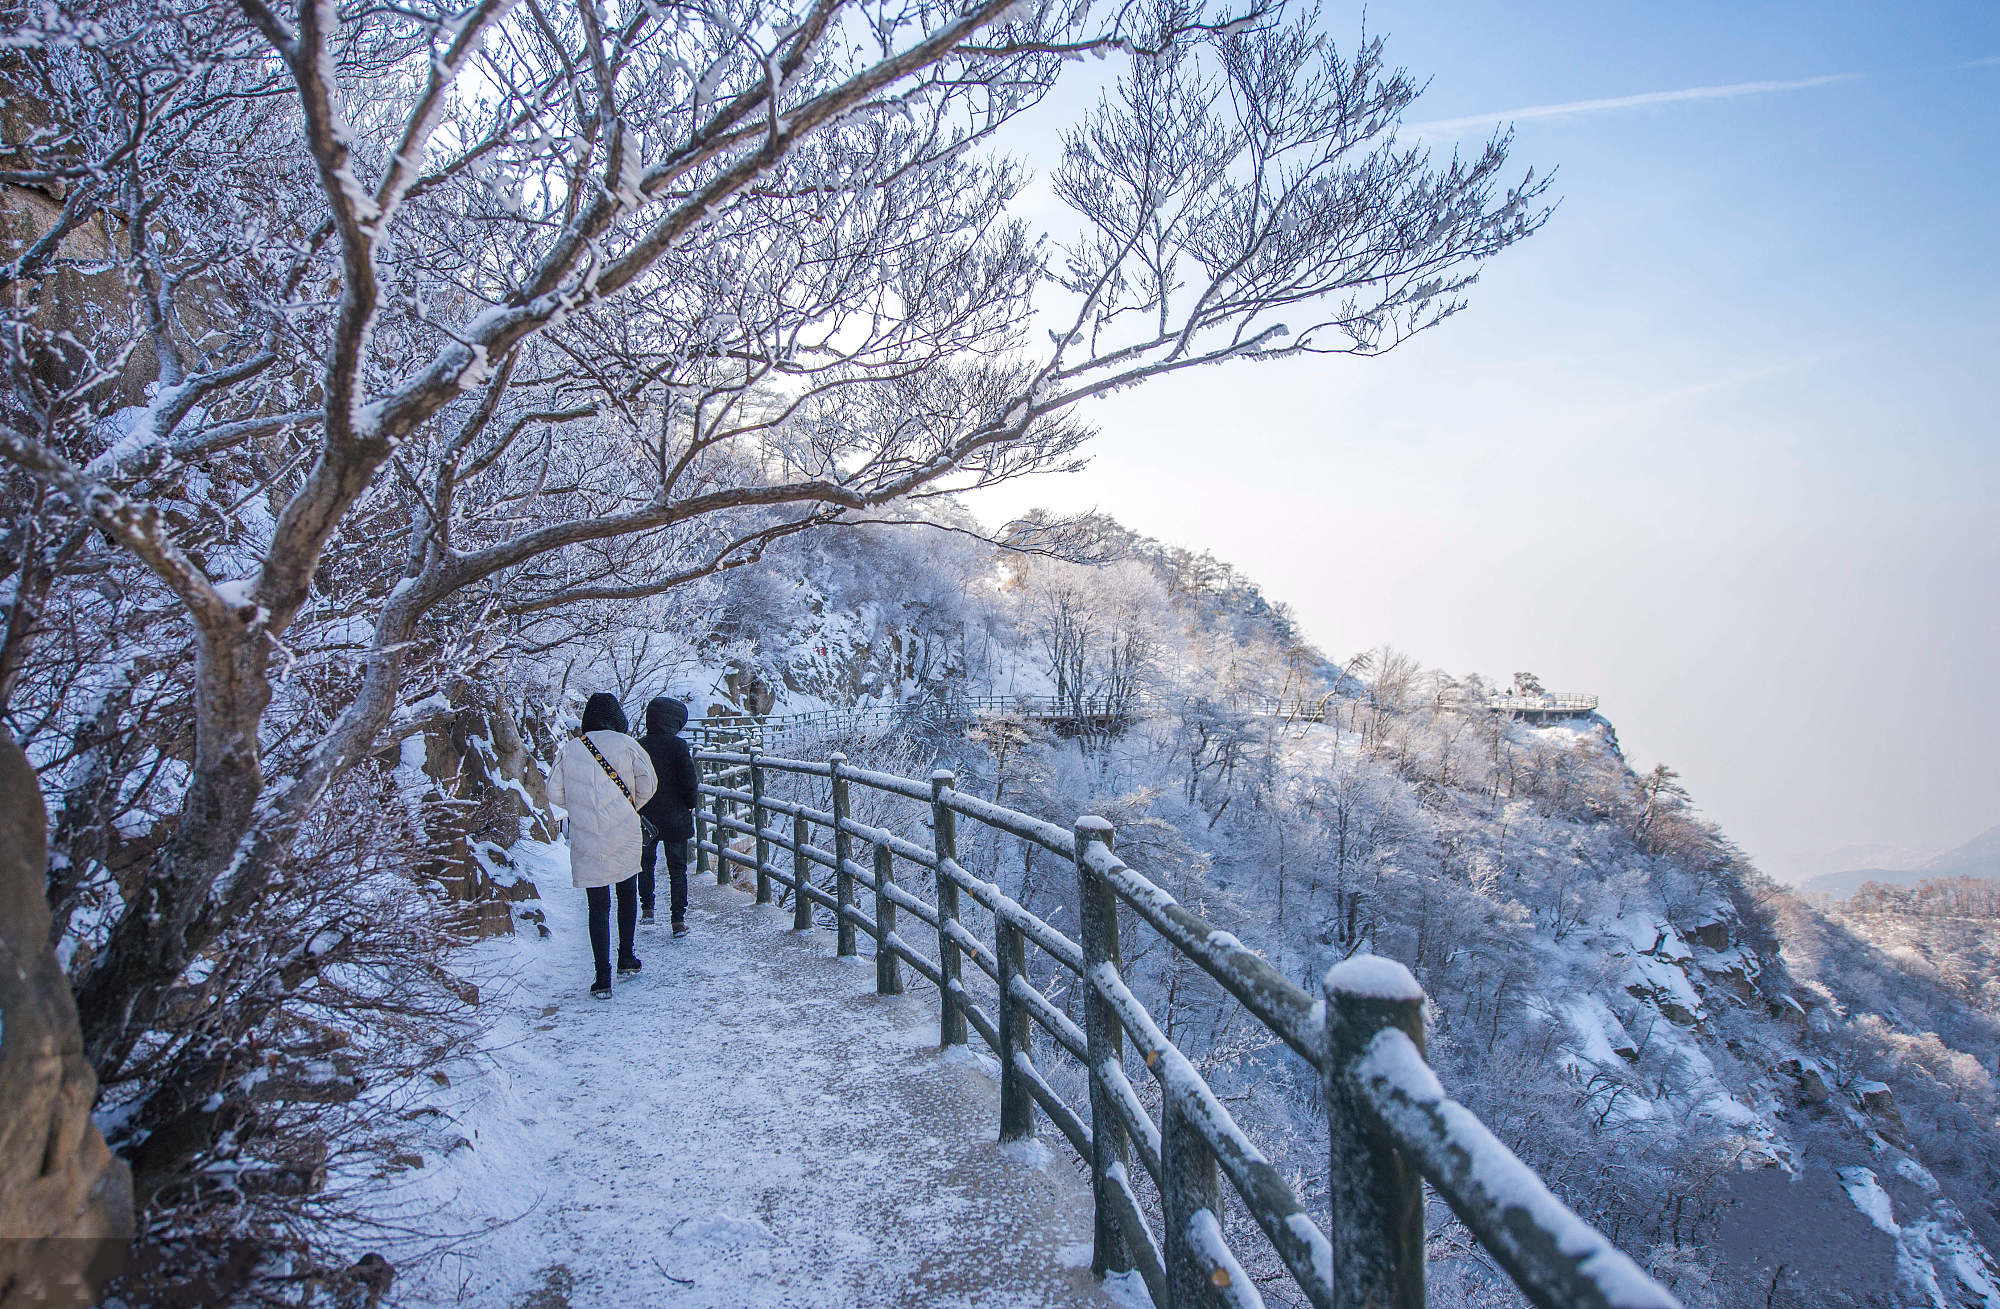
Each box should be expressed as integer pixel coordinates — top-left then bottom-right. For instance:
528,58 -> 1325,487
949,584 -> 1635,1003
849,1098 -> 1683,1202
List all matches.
966,0 -> 2000,885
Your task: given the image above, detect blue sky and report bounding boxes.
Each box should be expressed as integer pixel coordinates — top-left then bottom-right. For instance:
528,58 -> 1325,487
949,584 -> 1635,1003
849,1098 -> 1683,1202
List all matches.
966,1 -> 2000,880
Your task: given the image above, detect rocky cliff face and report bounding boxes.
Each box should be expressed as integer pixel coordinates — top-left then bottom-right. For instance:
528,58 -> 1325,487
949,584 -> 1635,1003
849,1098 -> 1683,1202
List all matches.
392,682 -> 558,941
1589,881 -> 1999,1307
1742,894 -> 2000,1309
0,734 -> 132,1307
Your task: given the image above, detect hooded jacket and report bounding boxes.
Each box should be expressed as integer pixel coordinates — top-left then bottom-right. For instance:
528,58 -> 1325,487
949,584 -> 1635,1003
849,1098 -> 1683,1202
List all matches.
548,694 -> 658,889
637,697 -> 701,842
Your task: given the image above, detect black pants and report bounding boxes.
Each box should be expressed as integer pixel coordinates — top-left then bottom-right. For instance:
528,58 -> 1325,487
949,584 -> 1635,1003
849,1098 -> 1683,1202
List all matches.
585,875 -> 638,984
640,828 -> 689,923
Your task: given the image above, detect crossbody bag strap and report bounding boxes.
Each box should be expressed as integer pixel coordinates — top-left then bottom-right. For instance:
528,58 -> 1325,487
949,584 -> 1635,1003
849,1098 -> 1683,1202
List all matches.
581,735 -> 640,812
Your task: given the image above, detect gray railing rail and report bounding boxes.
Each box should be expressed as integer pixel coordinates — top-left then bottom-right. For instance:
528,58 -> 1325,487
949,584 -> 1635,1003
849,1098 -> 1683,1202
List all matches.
1484,693 -> 1600,715
686,692 -> 1603,755
685,694 -> 1141,752
686,690 -> 1601,753
692,748 -> 1676,1309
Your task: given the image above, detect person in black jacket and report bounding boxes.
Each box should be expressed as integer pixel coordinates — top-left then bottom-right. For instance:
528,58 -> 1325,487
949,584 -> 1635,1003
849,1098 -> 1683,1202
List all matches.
636,697 -> 701,934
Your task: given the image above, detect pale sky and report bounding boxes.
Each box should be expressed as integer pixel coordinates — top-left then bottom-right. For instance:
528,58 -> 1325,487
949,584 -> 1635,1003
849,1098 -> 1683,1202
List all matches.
964,0 -> 2000,883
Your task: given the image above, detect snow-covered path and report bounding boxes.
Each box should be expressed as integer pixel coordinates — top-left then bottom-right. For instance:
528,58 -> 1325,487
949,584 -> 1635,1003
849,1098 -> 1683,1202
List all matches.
379,842 -> 1112,1308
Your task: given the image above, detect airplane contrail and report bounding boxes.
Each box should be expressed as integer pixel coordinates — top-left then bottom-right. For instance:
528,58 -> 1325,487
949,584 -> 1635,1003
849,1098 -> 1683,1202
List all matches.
1408,73 -> 1861,140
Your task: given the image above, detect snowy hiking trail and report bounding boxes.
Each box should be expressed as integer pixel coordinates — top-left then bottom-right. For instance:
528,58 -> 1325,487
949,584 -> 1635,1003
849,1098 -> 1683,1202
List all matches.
384,841 -> 1115,1308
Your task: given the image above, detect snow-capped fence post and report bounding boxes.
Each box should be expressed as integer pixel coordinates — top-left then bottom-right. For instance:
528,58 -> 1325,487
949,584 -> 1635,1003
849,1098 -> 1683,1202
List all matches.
1074,816 -> 1134,1279
1162,1092 -> 1227,1309
695,761 -> 711,881
711,782 -> 730,885
791,811 -> 813,932
874,842 -> 902,996
750,749 -> 772,905
995,914 -> 1034,1143
931,770 -> 966,1048
830,753 -> 857,957
1322,957 -> 1427,1309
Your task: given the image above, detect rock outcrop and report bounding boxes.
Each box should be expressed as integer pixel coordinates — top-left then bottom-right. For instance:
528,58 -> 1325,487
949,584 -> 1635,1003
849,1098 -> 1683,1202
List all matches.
0,734 -> 133,1306
397,682 -> 557,941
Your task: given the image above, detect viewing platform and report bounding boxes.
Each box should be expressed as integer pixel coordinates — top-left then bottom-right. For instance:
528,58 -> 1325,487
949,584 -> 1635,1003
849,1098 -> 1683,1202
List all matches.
1485,692 -> 1601,723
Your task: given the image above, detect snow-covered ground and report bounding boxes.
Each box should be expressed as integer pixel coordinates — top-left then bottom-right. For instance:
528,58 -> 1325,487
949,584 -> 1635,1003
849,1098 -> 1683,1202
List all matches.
369,841 -> 1112,1308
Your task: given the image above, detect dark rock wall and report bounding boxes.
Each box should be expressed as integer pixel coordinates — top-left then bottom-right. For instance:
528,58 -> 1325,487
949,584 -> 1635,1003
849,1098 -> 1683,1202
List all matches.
0,734 -> 133,1306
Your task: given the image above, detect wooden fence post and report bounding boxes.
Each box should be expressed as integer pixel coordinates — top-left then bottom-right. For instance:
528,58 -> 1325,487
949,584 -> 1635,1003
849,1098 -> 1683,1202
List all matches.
791,810 -> 813,932
750,749 -> 771,904
694,759 -> 710,881
829,753 -> 856,957
1322,958 -> 1427,1309
1162,1087 -> 1225,1309
711,782 -> 729,885
930,770 -> 966,1048
1074,816 -> 1132,1278
995,913 -> 1033,1143
873,842 -> 901,995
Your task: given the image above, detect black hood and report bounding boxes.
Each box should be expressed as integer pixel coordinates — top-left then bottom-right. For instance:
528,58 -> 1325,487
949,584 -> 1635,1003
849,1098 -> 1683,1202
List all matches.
645,697 -> 688,736
581,692 -> 629,734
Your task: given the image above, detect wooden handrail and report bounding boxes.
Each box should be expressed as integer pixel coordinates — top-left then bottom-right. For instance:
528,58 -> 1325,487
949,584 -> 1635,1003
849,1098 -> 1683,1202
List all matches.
691,749 -> 1674,1309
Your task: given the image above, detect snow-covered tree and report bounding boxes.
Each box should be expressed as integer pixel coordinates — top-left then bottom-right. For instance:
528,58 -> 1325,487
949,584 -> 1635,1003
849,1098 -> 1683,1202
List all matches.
1,0 -> 1547,1091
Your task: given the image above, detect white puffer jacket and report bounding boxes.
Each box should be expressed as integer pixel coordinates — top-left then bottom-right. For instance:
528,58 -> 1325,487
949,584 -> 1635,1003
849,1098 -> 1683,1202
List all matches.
548,731 -> 659,889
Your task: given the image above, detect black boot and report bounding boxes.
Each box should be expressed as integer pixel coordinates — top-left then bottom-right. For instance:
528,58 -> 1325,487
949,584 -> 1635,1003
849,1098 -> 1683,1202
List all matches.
617,953 -> 642,977
591,977 -> 612,999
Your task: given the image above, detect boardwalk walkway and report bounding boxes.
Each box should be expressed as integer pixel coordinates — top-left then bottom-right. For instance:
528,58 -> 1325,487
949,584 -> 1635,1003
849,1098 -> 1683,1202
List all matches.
386,842 -> 1114,1309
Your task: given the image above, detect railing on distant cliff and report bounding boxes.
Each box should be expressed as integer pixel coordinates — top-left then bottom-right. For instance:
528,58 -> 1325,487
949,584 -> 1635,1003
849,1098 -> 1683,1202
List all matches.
691,748 -> 1674,1309
1485,693 -> 1600,717
686,690 -> 1601,752
685,694 -> 1139,751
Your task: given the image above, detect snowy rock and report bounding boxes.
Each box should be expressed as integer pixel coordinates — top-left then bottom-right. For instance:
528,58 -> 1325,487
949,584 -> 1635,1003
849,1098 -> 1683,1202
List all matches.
1837,1166 -> 1897,1234
1854,1081 -> 1905,1138
722,665 -> 779,715
1696,947 -> 1760,1002
1687,917 -> 1731,951
1563,997 -> 1638,1065
1778,1056 -> 1832,1104
1625,953 -> 1705,1026
458,901 -> 516,941
1769,994 -> 1810,1028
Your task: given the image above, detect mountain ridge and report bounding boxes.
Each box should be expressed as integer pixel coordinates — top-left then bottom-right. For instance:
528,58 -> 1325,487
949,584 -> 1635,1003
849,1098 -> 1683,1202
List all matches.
1801,824 -> 2000,898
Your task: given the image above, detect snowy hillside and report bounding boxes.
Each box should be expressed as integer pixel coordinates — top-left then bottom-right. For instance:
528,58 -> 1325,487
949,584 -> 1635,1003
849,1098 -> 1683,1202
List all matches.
452,508 -> 1999,1309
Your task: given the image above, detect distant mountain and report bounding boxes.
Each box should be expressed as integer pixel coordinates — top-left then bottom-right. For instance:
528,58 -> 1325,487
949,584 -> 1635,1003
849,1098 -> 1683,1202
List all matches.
1812,840 -> 1935,874
1923,825 -> 2000,878
1801,824 -> 2000,898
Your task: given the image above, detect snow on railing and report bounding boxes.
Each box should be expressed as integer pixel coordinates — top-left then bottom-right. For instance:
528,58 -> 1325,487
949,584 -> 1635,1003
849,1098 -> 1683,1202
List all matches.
1484,693 -> 1600,716
689,689 -> 1602,753
690,749 -> 1677,1309
685,694 -> 1139,751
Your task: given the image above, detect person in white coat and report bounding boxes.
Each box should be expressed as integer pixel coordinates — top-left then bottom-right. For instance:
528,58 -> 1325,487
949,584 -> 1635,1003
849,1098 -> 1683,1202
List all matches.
547,693 -> 658,996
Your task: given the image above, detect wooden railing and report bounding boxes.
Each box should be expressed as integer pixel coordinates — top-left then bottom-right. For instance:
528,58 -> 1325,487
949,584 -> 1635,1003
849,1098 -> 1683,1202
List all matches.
693,748 -> 1675,1309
